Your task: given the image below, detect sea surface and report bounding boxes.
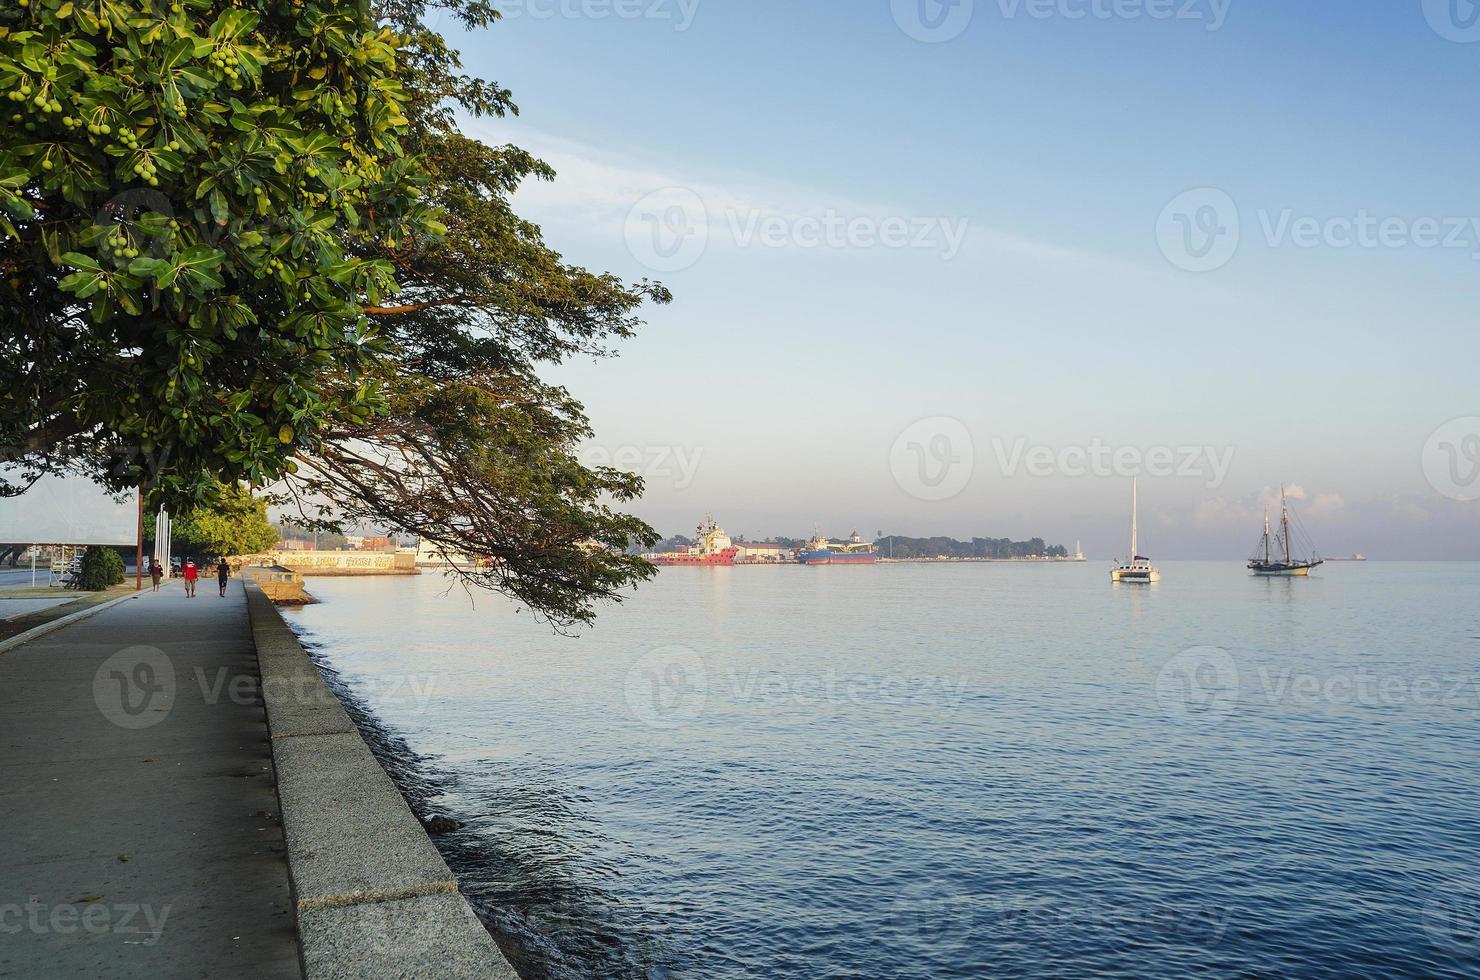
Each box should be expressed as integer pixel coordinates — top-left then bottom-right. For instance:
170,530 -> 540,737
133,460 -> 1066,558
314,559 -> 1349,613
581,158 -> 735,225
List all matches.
282,561 -> 1480,978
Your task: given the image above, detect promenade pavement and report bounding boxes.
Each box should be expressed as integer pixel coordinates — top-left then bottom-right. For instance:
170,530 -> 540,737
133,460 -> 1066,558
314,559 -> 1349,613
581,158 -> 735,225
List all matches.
0,581 -> 301,978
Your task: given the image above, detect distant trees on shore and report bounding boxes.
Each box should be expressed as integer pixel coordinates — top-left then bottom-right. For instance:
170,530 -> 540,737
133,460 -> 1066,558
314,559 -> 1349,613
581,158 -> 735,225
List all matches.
646,533 -> 1068,558
873,536 -> 1068,559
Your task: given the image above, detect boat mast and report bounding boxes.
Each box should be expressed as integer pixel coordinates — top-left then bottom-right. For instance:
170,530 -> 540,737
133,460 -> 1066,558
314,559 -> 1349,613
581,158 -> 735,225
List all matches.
1130,477 -> 1138,560
1280,487 -> 1291,564
1263,507 -> 1270,565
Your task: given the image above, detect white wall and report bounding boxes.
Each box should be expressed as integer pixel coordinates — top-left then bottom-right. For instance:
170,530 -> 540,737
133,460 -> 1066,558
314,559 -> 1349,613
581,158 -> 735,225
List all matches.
0,471 -> 139,545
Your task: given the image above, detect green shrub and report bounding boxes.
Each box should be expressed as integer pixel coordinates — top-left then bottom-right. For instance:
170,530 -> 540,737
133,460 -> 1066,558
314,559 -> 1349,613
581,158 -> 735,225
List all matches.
77,547 -> 125,591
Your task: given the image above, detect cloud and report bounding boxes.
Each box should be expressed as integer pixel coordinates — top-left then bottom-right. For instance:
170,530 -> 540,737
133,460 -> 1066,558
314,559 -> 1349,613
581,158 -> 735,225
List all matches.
463,118 -> 1130,272
1191,485 -> 1346,530
1310,493 -> 1345,515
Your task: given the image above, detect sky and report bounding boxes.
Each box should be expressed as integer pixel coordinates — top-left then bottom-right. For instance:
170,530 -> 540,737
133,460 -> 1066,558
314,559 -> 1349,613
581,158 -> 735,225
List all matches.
436,0 -> 1480,558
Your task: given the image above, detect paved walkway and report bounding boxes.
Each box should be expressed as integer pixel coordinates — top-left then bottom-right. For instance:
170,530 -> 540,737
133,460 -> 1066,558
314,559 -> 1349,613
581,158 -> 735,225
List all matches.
0,582 -> 301,978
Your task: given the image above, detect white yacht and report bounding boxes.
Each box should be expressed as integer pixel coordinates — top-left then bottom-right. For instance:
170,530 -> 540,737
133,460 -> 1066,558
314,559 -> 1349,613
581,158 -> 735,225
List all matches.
1110,477 -> 1160,583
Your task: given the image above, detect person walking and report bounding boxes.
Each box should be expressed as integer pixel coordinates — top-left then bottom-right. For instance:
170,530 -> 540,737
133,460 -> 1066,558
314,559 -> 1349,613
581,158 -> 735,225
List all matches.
149,558 -> 163,592
182,558 -> 198,598
217,558 -> 231,597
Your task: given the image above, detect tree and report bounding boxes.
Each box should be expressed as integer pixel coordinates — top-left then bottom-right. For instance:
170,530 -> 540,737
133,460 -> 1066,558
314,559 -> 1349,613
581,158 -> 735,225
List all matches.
1,0 -> 435,506
76,544 -> 123,589
267,0 -> 667,626
173,482 -> 278,556
3,0 -> 669,627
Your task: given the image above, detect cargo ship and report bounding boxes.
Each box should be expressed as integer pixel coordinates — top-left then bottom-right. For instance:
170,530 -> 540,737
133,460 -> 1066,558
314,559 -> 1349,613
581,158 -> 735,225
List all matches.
798,531 -> 878,565
647,516 -> 738,566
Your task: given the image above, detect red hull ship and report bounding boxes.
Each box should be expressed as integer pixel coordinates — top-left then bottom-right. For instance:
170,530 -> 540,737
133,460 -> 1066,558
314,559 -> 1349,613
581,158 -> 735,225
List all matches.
647,517 -> 738,567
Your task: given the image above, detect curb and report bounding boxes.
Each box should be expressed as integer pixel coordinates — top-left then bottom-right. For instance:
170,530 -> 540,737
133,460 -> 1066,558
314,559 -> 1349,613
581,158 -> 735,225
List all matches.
244,582 -> 518,979
0,589 -> 145,657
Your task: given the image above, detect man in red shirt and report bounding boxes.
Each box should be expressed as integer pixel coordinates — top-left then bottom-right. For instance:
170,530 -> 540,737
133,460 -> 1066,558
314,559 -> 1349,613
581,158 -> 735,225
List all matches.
182,558 -> 198,598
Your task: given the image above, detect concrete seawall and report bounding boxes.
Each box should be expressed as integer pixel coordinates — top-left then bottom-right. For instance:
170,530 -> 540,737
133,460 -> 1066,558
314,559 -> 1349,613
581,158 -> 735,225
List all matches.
245,583 -> 518,979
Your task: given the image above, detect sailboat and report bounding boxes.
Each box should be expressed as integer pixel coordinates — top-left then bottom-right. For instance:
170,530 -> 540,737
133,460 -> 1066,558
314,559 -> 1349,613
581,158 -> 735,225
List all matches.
1248,487 -> 1322,576
1110,477 -> 1159,583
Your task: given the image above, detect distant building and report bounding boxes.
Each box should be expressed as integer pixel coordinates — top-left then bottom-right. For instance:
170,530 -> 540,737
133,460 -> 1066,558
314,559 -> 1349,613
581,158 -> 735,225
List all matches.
344,534 -> 365,550
278,539 -> 311,551
360,535 -> 392,551
415,539 -> 474,567
736,542 -> 786,562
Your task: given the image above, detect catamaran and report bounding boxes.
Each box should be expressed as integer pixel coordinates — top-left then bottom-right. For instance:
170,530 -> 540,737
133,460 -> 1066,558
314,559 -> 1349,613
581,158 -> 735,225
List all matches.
1111,477 -> 1159,583
1248,487 -> 1322,576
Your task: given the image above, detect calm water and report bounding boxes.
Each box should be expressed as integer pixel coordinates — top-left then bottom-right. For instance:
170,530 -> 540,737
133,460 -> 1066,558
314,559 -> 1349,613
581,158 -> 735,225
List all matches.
283,562 -> 1480,978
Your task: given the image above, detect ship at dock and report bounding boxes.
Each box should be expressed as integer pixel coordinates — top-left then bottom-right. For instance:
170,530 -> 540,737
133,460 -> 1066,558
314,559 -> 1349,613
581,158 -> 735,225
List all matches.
798,531 -> 879,565
647,516 -> 739,566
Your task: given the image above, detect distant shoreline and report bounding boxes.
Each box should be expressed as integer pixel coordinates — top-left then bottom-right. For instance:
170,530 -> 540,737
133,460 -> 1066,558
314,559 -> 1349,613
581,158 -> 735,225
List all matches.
878,556 -> 1088,563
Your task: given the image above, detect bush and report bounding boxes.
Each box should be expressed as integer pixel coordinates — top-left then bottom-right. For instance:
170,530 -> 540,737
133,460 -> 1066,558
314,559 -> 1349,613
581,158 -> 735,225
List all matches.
77,547 -> 125,591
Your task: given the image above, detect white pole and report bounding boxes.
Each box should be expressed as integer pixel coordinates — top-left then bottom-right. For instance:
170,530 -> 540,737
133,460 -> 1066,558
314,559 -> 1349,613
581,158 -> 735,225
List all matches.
30,547 -> 35,588
156,508 -> 172,579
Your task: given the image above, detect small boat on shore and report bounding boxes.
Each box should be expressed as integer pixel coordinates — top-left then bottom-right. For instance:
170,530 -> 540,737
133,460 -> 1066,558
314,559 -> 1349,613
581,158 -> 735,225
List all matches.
1248,488 -> 1322,576
1111,477 -> 1159,583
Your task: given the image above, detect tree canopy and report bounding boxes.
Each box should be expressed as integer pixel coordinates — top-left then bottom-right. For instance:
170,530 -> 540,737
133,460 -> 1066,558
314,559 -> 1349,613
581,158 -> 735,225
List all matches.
1,0 -> 433,502
172,481 -> 278,556
1,0 -> 668,626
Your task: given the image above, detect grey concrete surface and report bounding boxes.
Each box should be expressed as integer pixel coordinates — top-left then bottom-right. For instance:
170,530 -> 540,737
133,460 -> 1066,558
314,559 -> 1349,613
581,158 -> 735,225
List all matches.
0,597 -> 73,621
0,583 -> 301,979
244,585 -> 518,979
297,891 -> 517,980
